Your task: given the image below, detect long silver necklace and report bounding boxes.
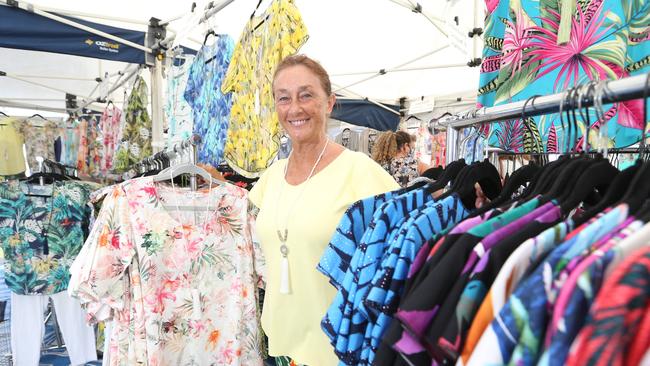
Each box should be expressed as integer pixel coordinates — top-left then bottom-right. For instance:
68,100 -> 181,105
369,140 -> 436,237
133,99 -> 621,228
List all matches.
275,138 -> 329,294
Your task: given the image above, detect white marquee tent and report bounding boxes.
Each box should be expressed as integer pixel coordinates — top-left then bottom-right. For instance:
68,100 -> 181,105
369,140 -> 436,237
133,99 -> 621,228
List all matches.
0,0 -> 485,141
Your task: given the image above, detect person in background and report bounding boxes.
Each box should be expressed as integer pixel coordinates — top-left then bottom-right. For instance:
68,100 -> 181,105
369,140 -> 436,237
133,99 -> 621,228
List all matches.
248,54 -> 399,366
372,130 -> 430,187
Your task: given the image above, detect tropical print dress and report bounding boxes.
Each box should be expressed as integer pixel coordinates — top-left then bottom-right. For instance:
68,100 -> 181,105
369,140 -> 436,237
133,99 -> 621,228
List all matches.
479,0 -> 649,152
221,0 -> 308,178
114,76 -> 152,172
69,177 -> 266,366
0,180 -> 96,295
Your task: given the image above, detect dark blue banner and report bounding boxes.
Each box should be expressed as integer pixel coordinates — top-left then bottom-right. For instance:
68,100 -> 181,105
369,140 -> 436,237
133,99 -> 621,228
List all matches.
331,97 -> 400,131
0,5 -> 146,64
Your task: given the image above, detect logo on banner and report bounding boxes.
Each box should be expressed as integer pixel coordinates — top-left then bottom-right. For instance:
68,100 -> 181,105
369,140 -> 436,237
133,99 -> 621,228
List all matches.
84,39 -> 120,54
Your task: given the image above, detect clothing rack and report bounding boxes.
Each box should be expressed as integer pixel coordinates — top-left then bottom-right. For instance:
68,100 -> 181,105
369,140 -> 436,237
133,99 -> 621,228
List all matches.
125,134 -> 201,190
441,73 -> 649,129
443,73 -> 650,163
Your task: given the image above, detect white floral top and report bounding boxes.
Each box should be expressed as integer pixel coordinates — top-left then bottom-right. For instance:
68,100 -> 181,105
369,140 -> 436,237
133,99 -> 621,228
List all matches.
69,177 -> 266,366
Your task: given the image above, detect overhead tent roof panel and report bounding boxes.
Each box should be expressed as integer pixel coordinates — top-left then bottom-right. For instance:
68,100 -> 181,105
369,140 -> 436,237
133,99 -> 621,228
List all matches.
331,97 -> 400,131
0,3 -> 146,64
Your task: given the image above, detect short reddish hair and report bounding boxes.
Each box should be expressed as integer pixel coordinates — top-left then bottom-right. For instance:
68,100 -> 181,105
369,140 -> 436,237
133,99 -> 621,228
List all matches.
273,54 -> 332,96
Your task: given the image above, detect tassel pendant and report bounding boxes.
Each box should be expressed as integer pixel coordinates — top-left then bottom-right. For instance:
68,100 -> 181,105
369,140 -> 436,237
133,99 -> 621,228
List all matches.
280,253 -> 290,294
277,229 -> 291,294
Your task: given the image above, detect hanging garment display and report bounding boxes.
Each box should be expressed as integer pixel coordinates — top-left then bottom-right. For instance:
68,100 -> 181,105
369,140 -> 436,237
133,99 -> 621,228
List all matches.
100,105 -> 123,174
114,76 -> 152,172
221,0 -> 309,178
414,121 -> 433,163
60,119 -> 80,168
0,180 -> 97,295
430,131 -> 446,167
86,115 -> 103,177
18,117 -> 59,173
316,148 -> 650,366
69,178 -> 266,365
184,36 -> 234,166
479,0 -> 650,151
0,117 -> 26,176
76,118 -> 89,173
10,291 -> 98,366
166,54 -> 195,145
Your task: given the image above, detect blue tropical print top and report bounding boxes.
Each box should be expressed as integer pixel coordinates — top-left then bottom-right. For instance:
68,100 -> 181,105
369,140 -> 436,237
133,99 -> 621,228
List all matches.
184,35 -> 234,167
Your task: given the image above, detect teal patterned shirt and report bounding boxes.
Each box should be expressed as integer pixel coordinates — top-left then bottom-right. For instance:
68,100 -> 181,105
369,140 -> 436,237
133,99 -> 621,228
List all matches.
0,180 -> 96,295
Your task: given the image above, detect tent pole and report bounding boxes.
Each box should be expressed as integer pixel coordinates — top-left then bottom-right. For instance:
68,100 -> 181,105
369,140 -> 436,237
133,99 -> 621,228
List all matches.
150,58 -> 165,153
331,61 -> 465,77
3,73 -> 93,100
34,5 -> 149,26
75,65 -> 142,113
13,74 -> 98,82
333,45 -> 449,92
7,0 -> 153,54
0,99 -> 72,114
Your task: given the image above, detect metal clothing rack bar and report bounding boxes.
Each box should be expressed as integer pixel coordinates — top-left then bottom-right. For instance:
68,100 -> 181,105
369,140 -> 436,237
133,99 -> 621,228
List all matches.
442,73 -> 650,129
126,134 -> 201,189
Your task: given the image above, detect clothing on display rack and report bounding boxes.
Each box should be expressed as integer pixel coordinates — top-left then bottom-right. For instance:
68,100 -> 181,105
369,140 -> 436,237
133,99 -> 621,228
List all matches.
69,136 -> 267,365
0,117 -> 26,177
320,158 -> 500,365
413,120 -> 433,163
59,119 -> 80,168
184,35 -> 234,167
0,171 -> 101,365
18,117 -> 59,173
11,291 -> 97,366
165,54 -> 195,144
334,128 -> 372,155
114,76 -> 152,172
478,0 -> 649,151
221,0 -> 309,178
100,105 -> 123,174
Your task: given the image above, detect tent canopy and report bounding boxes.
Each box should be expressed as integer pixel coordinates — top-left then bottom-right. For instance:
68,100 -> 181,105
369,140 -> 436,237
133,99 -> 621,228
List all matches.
0,0 -> 482,121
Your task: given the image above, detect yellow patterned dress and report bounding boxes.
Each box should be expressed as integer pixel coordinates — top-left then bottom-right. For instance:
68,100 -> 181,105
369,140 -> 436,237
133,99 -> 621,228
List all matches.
221,0 -> 308,178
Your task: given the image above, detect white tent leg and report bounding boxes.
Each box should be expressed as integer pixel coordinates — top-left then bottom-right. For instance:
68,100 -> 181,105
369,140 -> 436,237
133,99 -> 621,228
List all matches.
150,58 -> 165,153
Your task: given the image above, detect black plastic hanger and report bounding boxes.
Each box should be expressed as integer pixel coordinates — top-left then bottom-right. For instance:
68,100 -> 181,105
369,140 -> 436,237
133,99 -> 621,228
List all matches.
203,29 -> 216,45
250,0 -> 263,20
619,162 -> 650,214
0,110 -> 8,117
423,159 -> 466,195
469,162 -> 540,217
438,159 -> 502,209
558,158 -> 619,214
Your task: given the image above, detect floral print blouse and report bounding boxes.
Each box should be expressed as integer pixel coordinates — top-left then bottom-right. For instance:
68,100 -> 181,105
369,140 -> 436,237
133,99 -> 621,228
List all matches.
0,180 -> 97,295
382,155 -> 419,188
18,118 -> 59,173
69,177 -> 266,366
220,0 -> 308,178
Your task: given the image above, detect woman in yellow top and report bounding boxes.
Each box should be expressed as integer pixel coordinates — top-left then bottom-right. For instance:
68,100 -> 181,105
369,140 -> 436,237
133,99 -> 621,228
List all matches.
248,55 -> 399,366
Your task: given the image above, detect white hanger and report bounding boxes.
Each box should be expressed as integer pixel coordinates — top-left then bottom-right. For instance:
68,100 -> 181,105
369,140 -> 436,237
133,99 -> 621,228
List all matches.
152,162 -> 224,187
